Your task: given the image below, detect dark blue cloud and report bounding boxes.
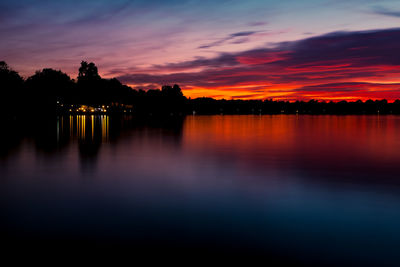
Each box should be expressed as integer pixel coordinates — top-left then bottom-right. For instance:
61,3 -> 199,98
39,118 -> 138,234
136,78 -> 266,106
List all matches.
198,31 -> 259,49
372,6 -> 400,18
247,21 -> 268,27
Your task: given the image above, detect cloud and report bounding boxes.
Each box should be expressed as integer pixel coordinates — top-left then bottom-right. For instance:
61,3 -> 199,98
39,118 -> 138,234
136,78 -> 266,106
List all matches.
372,6 -> 400,18
230,31 -> 258,37
151,54 -> 239,71
287,82 -> 400,100
247,21 -> 268,27
118,27 -> 400,101
198,31 -> 259,49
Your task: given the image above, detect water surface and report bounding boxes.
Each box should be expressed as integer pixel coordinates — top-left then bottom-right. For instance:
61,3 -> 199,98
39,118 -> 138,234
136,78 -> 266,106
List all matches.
1,115 -> 400,264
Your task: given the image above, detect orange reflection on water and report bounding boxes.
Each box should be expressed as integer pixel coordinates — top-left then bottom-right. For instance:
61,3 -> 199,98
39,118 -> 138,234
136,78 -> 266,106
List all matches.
183,115 -> 297,151
183,115 -> 400,173
58,115 -> 109,142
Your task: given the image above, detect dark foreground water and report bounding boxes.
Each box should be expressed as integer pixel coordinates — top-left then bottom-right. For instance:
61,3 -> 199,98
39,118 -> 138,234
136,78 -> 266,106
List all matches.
1,115 -> 400,264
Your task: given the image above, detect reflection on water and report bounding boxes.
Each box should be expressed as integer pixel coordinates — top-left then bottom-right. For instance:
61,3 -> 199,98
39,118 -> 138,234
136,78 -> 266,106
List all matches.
1,115 -> 400,264
64,115 -> 109,142
183,115 -> 400,185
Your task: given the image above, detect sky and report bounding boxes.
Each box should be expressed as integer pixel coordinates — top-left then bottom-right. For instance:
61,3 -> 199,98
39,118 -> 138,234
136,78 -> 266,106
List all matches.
1,0 -> 400,101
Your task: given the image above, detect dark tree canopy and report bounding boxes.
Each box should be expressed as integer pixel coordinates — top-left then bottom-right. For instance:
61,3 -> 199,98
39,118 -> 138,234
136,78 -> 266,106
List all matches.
0,61 -> 24,88
26,68 -> 73,92
75,62 -> 132,105
162,84 -> 184,98
25,68 -> 75,111
0,61 -> 24,114
78,61 -> 100,81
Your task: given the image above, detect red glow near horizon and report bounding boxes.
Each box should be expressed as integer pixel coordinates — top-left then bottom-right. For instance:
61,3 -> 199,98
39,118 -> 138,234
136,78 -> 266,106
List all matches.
126,60 -> 400,102
117,28 -> 400,102
5,25 -> 400,103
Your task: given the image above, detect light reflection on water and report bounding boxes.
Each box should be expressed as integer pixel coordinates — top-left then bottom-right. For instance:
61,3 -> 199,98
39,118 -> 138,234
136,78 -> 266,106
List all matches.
57,115 -> 109,142
1,115 -> 400,264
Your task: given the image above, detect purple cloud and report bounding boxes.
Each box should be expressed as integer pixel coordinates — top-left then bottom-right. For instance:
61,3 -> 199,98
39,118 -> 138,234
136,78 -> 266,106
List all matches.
117,27 -> 400,100
198,31 -> 260,49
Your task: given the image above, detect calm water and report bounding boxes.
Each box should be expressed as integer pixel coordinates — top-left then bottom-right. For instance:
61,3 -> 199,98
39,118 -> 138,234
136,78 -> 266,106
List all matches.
2,115 -> 400,264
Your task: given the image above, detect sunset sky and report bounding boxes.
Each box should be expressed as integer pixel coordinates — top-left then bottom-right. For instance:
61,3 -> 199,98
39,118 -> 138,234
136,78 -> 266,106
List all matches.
1,0 -> 400,101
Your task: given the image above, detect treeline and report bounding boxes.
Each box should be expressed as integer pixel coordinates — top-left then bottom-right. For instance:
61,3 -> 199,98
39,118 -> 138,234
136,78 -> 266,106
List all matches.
1,61 -> 185,115
2,60 -> 400,116
191,98 -> 400,115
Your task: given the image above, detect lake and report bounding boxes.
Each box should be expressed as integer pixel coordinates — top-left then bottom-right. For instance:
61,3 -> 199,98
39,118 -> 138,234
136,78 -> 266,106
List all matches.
1,115 -> 400,265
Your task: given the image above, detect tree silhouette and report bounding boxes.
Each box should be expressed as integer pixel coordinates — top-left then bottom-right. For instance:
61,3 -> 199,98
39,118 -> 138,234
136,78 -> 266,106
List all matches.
0,61 -> 24,114
2,60 -> 400,116
25,68 -> 75,112
76,61 -> 134,107
78,61 -> 100,81
161,84 -> 186,114
77,61 -> 102,104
